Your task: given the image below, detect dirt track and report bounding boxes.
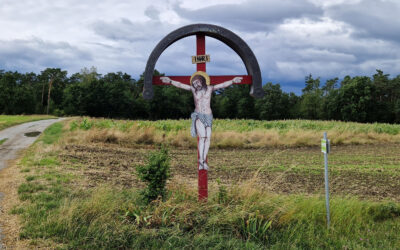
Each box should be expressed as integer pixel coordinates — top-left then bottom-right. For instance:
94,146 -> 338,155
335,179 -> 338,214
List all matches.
0,118 -> 62,249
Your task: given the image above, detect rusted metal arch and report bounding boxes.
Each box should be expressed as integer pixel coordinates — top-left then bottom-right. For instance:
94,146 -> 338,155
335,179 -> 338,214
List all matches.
143,23 -> 264,99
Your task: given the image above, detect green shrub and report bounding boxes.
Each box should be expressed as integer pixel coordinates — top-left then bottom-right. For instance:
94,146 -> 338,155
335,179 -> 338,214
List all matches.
79,118 -> 93,130
52,109 -> 65,117
136,146 -> 171,203
368,202 -> 400,221
69,120 -> 78,131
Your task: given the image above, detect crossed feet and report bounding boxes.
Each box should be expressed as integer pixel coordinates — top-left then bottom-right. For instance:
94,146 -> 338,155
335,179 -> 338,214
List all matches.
199,161 -> 209,170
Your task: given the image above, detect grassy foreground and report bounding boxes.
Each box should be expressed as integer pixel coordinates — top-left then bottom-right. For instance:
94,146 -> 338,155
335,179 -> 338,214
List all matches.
6,118 -> 400,248
0,115 -> 57,131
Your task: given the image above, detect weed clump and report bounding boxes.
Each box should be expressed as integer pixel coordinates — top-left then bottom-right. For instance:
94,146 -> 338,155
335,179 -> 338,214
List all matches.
136,146 -> 171,203
368,202 -> 400,221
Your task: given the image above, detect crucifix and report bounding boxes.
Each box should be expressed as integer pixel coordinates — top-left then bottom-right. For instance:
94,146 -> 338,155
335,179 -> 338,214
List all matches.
143,24 -> 264,200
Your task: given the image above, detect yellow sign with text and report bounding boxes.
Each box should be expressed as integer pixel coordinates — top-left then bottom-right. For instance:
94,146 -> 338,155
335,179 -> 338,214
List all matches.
192,54 -> 210,64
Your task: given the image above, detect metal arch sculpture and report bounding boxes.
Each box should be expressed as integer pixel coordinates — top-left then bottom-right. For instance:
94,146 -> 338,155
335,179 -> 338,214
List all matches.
143,23 -> 264,99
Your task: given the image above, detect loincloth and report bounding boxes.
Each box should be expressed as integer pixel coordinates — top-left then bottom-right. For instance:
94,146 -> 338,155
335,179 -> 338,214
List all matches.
190,112 -> 213,137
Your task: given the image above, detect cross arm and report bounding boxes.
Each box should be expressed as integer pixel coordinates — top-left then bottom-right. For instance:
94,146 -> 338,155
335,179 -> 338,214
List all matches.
152,75 -> 252,85
160,76 -> 191,91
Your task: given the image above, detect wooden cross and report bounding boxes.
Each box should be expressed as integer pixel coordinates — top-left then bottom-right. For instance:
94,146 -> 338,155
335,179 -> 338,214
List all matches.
152,34 -> 253,200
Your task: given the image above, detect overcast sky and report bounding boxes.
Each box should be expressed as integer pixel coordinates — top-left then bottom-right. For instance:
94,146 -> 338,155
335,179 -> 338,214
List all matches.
1,0 -> 399,93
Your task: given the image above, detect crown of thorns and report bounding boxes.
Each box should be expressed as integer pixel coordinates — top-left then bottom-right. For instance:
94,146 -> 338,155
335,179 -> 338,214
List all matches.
190,71 -> 210,86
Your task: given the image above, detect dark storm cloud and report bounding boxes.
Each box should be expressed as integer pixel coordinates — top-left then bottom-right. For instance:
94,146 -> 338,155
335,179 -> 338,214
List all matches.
173,0 -> 323,32
326,0 -> 400,43
0,38 -> 92,73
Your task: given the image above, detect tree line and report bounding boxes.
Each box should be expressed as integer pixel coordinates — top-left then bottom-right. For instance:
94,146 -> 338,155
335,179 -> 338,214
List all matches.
1,67 -> 399,123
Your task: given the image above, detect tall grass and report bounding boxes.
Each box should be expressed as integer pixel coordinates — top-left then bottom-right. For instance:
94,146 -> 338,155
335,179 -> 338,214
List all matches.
14,178 -> 400,249
65,117 -> 400,148
67,117 -> 400,134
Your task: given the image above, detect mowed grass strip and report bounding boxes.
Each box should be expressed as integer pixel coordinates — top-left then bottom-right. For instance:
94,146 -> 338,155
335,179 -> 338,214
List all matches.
36,122 -> 64,145
65,117 -> 400,148
0,115 -> 57,131
12,118 -> 400,248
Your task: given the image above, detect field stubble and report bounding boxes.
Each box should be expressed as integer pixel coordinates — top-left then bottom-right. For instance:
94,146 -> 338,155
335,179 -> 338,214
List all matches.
57,118 -> 400,202
59,141 -> 400,202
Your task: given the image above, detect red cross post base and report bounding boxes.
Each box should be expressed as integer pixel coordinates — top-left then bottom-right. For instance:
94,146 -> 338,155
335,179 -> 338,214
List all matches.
152,34 -> 252,201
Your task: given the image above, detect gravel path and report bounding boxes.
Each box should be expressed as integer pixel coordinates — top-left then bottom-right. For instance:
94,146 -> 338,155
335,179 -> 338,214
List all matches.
0,118 -> 63,249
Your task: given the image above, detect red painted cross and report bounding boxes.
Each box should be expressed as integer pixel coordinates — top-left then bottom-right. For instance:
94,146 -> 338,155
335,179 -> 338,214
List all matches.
152,35 -> 253,86
152,34 -> 252,201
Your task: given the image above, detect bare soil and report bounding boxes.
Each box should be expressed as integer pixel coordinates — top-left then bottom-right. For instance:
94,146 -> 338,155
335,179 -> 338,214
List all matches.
59,143 -> 400,202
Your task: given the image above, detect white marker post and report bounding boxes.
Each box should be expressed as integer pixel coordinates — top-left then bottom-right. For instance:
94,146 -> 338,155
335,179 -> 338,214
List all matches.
321,132 -> 331,227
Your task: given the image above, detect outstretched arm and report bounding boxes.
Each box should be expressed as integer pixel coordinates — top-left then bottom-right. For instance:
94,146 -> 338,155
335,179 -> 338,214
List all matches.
160,77 -> 191,91
212,77 -> 243,91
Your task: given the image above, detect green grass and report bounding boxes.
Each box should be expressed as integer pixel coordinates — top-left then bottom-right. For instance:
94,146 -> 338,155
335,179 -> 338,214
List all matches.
0,115 -> 57,131
36,122 -> 64,145
0,138 -> 7,145
70,117 -> 400,134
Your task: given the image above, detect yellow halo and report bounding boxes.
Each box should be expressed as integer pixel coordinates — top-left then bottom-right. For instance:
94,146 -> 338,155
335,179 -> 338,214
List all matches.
190,71 -> 210,86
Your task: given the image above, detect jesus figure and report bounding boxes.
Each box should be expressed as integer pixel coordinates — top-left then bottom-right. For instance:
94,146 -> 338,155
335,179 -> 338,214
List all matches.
160,72 -> 243,170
